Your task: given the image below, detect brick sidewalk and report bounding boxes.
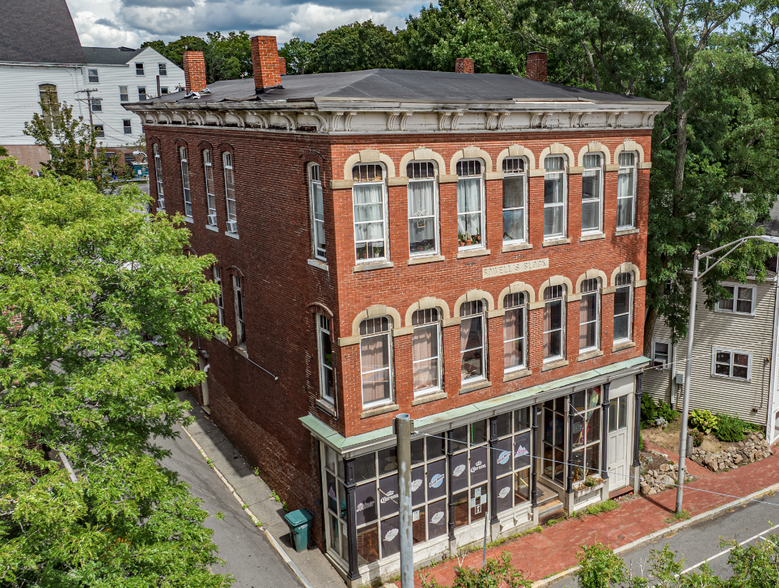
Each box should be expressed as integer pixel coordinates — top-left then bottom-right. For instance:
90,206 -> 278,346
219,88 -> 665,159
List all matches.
418,442 -> 779,586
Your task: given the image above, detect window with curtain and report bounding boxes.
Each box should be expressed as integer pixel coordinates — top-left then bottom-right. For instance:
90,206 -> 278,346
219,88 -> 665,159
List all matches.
717,284 -> 755,315
203,150 -> 217,226
38,84 -> 59,131
408,162 -> 438,256
412,308 -> 441,395
153,143 -> 164,209
502,158 -> 526,243
353,164 -> 387,262
579,278 -> 599,352
460,300 -> 485,382
544,155 -> 566,239
543,285 -> 565,360
360,317 -> 392,406
309,164 -> 326,260
317,314 -> 335,405
223,152 -> 237,233
179,146 -> 192,218
613,272 -> 633,342
617,152 -> 637,229
571,387 -> 602,483
581,154 -> 602,233
503,292 -> 526,372
712,348 -> 751,380
233,275 -> 245,348
456,160 -> 484,247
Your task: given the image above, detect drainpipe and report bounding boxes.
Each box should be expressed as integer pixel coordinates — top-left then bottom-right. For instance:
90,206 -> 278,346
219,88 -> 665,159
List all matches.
766,262 -> 779,442
632,373 -> 643,492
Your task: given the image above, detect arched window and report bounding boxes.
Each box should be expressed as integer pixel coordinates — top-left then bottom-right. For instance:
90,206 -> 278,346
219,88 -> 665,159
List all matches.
613,272 -> 633,342
203,150 -> 217,226
412,308 -> 441,395
408,161 -> 439,256
353,164 -> 387,262
579,278 -> 600,352
179,146 -> 192,218
502,157 -> 527,244
456,160 -> 484,248
316,314 -> 335,405
503,292 -> 526,372
460,300 -> 486,382
360,316 -> 393,407
543,285 -> 565,361
223,152 -> 237,234
38,84 -> 58,131
543,155 -> 567,240
152,143 -> 164,210
617,152 -> 637,229
582,154 -> 602,234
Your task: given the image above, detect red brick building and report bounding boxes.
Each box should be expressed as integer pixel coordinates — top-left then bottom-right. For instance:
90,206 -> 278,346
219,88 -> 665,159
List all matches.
125,37 -> 667,586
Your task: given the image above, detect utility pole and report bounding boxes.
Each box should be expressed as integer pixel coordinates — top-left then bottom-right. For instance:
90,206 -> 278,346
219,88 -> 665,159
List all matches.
394,414 -> 414,588
75,88 -> 99,168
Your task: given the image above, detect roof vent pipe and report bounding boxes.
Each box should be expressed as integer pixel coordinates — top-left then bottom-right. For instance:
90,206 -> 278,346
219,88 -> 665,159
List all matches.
455,57 -> 474,74
182,51 -> 207,94
251,35 -> 282,93
526,52 -> 548,82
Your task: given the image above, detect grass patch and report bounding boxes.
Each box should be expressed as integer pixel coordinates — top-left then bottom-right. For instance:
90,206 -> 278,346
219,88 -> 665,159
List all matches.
214,511 -> 225,520
666,509 -> 691,524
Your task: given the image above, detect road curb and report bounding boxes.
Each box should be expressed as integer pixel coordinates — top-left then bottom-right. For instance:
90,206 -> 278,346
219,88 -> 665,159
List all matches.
179,423 -> 314,588
531,481 -> 779,588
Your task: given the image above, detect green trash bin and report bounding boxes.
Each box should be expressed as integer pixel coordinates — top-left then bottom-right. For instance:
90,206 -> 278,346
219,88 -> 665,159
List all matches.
283,508 -> 313,552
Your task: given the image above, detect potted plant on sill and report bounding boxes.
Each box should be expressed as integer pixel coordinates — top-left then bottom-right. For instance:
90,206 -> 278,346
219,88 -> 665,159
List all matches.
573,475 -> 605,496
459,231 -> 472,246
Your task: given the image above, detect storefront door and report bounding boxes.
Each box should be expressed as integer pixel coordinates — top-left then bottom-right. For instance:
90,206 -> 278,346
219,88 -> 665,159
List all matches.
607,394 -> 631,490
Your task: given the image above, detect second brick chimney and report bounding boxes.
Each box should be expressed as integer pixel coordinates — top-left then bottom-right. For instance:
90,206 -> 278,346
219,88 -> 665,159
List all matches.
182,51 -> 207,93
278,56 -> 287,75
251,35 -> 282,93
455,57 -> 474,74
526,52 -> 548,82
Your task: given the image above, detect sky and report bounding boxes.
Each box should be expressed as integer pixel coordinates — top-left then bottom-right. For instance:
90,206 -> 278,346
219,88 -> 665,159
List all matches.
66,0 -> 424,48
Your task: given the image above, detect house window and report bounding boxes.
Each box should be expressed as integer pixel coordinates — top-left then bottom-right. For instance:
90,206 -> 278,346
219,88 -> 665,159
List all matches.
503,292 -> 526,372
88,68 -> 99,83
223,152 -> 237,234
652,339 -> 671,368
581,154 -> 602,233
138,87 -> 147,101
494,408 -> 532,514
613,272 -> 633,342
543,285 -> 565,360
502,157 -> 526,244
161,87 -> 169,95
412,308 -> 441,396
360,317 -> 392,407
309,164 -> 326,260
353,164 -> 387,262
460,300 -> 486,383
124,152 -> 134,165
544,155 -> 567,239
136,63 -> 144,76
717,284 -> 756,315
94,124 -> 104,138
119,86 -> 129,102
213,267 -> 224,326
317,314 -> 335,405
232,275 -> 245,348
579,278 -> 599,352
153,143 -> 164,209
456,160 -> 484,248
712,348 -> 751,381
571,387 -> 603,484
203,150 -> 217,226
159,63 -> 167,76
39,84 -> 59,131
179,146 -> 192,218
450,421 -> 489,529
123,119 -> 132,134
90,98 -> 102,112
408,162 -> 438,256
617,152 -> 637,229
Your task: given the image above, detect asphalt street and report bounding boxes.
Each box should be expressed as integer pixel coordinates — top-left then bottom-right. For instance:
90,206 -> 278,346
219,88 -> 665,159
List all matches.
156,427 -> 303,588
546,491 -> 779,587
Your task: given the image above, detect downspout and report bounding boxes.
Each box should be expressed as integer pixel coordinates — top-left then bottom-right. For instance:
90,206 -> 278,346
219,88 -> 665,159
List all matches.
765,260 -> 779,442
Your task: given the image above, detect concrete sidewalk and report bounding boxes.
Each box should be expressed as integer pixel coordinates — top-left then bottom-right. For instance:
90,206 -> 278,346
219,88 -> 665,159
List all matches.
176,392 -> 345,588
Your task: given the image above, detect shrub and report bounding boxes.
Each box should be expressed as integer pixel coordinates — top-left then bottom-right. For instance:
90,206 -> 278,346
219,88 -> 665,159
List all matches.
575,543 -> 627,588
420,551 -> 531,588
641,395 -> 678,429
692,430 -> 704,447
689,409 -> 719,434
715,414 -> 750,443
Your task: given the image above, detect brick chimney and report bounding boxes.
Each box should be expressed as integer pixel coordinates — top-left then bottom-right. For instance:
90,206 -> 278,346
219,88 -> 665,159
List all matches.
278,56 -> 287,75
455,57 -> 474,74
251,36 -> 282,92
182,51 -> 207,93
526,52 -> 547,82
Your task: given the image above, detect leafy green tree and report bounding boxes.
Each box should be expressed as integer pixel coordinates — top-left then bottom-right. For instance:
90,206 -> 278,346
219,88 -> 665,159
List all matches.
310,20 -> 403,73
279,37 -> 314,75
0,146 -> 7,157
0,158 -> 231,587
143,33 -> 252,83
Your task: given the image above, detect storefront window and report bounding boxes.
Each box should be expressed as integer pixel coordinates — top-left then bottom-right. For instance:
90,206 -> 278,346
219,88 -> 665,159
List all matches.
543,397 -> 566,484
450,421 -> 489,528
410,435 -> 448,544
494,408 -> 533,514
571,387 -> 602,483
323,445 -> 349,564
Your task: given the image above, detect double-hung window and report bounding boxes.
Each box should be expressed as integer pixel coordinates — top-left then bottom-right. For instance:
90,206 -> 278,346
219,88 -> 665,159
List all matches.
360,317 -> 392,407
94,125 -> 105,137
309,164 -> 326,261
652,340 -> 670,368
613,272 -> 633,342
203,150 -> 217,226
213,267 -> 224,326
617,152 -> 637,229
412,308 -> 441,396
90,98 -> 102,112
138,87 -> 147,100
581,154 -> 602,234
232,275 -> 245,348
123,119 -> 132,134
543,285 -> 565,360
502,158 -> 526,244
159,63 -> 167,76
223,152 -> 237,234
88,68 -> 99,83
38,84 -> 59,131
460,301 -> 486,382
317,314 -> 335,406
119,86 -> 129,102
136,62 -> 144,76
717,283 -> 755,315
456,160 -> 484,248
152,143 -> 164,209
408,162 -> 438,256
179,146 -> 192,218
712,348 -> 751,381
353,164 -> 387,262
544,155 -> 566,239
579,279 -> 599,352
503,292 -> 526,372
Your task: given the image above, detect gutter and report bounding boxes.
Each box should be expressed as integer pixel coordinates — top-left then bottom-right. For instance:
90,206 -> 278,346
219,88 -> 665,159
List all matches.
766,254 -> 779,442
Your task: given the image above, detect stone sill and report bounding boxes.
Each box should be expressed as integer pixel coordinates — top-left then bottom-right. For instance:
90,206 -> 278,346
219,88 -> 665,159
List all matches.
503,368 -> 532,383
316,399 -> 337,417
542,238 -> 571,248
612,341 -> 636,353
541,359 -> 569,372
457,248 -> 491,259
577,349 -> 604,363
580,233 -> 605,242
184,216 -> 194,224
360,403 -> 399,419
225,231 -> 240,240
234,345 -> 248,358
408,255 -> 445,266
353,260 -> 394,273
501,242 -> 532,253
205,224 -> 219,233
411,391 -> 447,406
615,228 -> 640,237
308,258 -> 329,271
459,380 -> 491,395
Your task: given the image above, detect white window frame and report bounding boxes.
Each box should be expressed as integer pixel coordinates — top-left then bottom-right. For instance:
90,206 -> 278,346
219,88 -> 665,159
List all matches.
232,275 -> 246,349
203,150 -> 217,227
613,272 -> 633,343
617,152 -> 637,230
411,308 -> 442,397
407,161 -> 440,257
153,143 -> 164,210
502,157 -> 527,245
309,163 -> 326,261
579,279 -> 600,353
316,314 -> 336,407
122,119 -> 132,135
93,124 -> 105,138
138,87 -> 147,100
581,153 -> 602,235
119,86 -> 129,102
711,347 -> 752,381
503,292 -> 526,373
543,285 -> 565,362
179,146 -> 192,218
460,300 -> 486,384
456,159 -> 485,250
223,152 -> 237,234
88,68 -> 99,83
90,98 -> 102,112
136,62 -> 144,76
543,155 -> 567,240
213,267 -> 224,327
352,164 -> 389,263
158,63 -> 167,76
715,282 -> 756,316
652,339 -> 671,369
359,317 -> 394,408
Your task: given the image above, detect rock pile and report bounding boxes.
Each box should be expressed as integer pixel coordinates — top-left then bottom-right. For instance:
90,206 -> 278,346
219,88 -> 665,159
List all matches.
640,461 -> 692,495
690,432 -> 772,472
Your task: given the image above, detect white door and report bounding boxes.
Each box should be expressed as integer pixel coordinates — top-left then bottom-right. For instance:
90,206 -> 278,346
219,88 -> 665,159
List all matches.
607,395 -> 630,490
